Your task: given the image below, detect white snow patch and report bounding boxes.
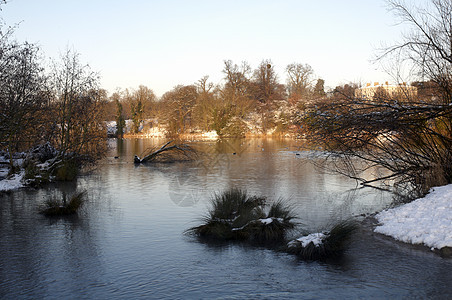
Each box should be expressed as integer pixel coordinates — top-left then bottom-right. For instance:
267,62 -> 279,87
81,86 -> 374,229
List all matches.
266,128 -> 276,135
375,184 -> 452,250
259,217 -> 284,225
0,171 -> 25,192
201,130 -> 219,140
36,161 -> 51,169
143,126 -> 166,138
106,121 -> 117,136
289,232 -> 326,248
260,217 -> 274,225
0,167 -> 8,178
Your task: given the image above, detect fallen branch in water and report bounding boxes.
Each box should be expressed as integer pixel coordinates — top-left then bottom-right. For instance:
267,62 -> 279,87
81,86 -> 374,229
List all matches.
134,141 -> 198,163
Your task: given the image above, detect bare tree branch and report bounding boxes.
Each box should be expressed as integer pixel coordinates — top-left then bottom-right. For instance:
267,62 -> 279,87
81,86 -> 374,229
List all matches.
134,141 -> 198,163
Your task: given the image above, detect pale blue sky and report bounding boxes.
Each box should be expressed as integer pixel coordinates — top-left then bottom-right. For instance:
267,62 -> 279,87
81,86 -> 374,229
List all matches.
2,0 -> 410,96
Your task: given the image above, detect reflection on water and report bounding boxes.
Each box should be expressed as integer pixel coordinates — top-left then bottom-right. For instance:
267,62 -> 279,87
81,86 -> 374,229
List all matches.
125,138 -> 390,231
0,138 -> 451,299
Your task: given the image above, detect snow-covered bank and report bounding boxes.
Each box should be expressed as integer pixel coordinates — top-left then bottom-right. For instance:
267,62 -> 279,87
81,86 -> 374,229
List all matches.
0,152 -> 25,192
0,143 -> 63,193
0,171 -> 25,192
375,184 -> 452,251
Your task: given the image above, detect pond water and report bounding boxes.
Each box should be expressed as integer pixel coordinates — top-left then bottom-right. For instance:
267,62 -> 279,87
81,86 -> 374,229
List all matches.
1,138 -> 451,299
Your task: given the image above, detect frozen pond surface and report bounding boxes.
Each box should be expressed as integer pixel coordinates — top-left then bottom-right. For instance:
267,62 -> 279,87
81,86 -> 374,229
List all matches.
1,138 -> 451,299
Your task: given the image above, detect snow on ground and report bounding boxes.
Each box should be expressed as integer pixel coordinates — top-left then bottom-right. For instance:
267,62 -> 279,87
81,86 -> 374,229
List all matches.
375,184 -> 452,250
142,126 -> 166,138
0,166 -> 9,178
106,121 -> 117,136
0,171 -> 25,192
0,152 -> 24,192
200,130 -> 219,140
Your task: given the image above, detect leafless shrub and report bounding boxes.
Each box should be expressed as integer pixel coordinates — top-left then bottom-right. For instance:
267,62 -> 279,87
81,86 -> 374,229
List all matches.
303,0 -> 452,198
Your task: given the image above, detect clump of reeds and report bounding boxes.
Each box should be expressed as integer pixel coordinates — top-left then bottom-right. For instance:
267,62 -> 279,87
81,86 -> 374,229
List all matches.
40,191 -> 85,217
286,220 -> 358,260
242,200 -> 297,244
186,188 -> 297,245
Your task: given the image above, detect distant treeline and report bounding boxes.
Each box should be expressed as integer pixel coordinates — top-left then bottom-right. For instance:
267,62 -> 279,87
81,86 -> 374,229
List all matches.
104,60 -> 332,137
103,60 -> 439,138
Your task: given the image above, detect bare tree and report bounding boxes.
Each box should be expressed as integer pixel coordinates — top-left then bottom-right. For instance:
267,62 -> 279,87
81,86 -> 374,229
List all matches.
134,85 -> 156,119
251,59 -> 278,104
382,0 -> 452,103
222,60 -> 252,100
193,75 -> 216,131
212,60 -> 255,136
196,75 -> 214,94
304,0 -> 452,198
115,85 -> 156,133
0,32 -> 48,167
49,49 -> 105,162
250,60 -> 285,132
286,62 -> 314,103
160,85 -> 198,135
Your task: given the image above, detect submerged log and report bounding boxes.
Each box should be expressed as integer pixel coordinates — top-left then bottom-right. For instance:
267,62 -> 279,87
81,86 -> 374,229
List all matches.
134,141 -> 197,163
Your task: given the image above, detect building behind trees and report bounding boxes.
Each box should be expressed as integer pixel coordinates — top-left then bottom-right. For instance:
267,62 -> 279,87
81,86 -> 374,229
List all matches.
354,82 -> 417,100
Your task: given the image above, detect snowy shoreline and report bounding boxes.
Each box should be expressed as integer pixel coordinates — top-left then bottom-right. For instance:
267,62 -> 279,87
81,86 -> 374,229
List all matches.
374,184 -> 452,253
0,171 -> 25,192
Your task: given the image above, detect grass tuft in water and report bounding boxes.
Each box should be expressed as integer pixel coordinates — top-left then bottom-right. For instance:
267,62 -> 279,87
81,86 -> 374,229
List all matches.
40,191 -> 85,217
243,200 -> 297,244
186,188 -> 297,245
286,220 -> 358,260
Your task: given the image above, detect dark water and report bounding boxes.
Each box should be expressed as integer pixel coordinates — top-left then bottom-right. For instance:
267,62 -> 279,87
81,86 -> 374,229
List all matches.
1,138 -> 451,299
